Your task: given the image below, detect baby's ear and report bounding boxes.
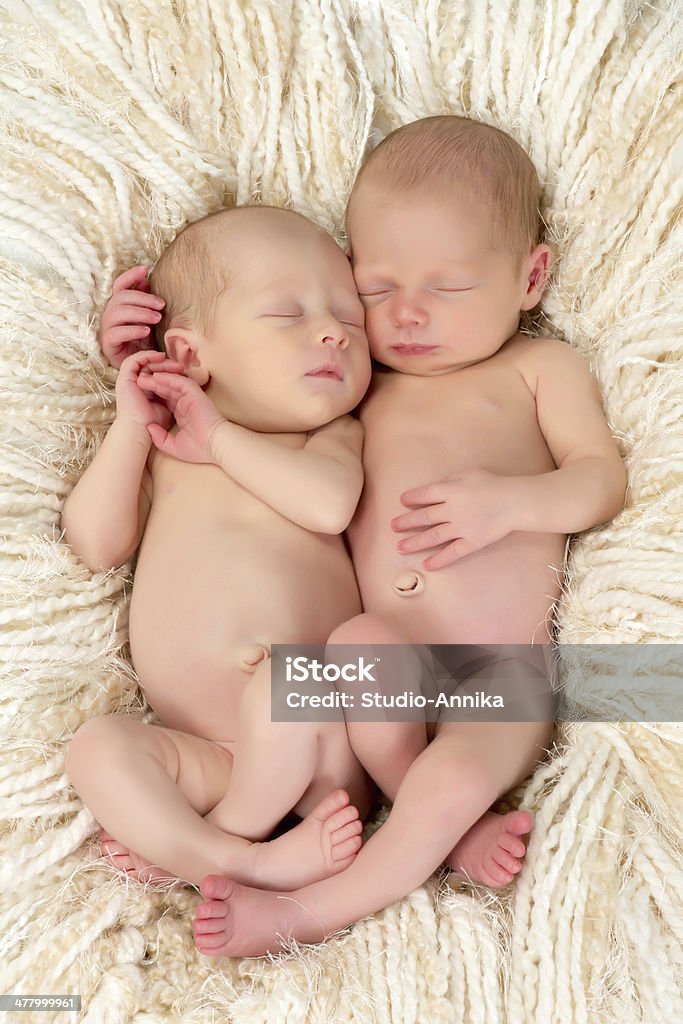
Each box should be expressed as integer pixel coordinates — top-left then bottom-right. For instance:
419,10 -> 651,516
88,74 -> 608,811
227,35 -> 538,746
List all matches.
521,245 -> 551,310
164,327 -> 210,386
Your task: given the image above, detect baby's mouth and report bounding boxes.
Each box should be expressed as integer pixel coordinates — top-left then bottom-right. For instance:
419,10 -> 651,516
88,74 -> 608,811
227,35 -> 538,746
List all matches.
391,344 -> 438,355
306,363 -> 345,381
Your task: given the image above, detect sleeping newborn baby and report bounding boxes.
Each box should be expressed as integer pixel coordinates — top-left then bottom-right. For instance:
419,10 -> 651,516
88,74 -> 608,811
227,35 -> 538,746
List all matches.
63,206 -> 376,891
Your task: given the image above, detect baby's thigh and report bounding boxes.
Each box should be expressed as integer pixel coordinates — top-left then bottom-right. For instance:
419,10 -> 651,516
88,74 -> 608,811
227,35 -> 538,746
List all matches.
68,714 -> 234,818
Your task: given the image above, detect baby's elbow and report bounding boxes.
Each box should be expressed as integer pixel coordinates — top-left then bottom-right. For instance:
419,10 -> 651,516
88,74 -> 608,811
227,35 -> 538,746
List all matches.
310,507 -> 351,535
316,478 -> 362,534
62,518 -> 131,573
611,460 -> 628,517
309,495 -> 358,535
600,456 -> 628,523
67,538 -> 126,574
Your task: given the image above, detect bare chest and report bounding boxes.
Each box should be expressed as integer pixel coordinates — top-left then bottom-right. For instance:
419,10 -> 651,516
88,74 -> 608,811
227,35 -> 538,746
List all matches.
356,358 -> 555,506
345,354 -> 566,644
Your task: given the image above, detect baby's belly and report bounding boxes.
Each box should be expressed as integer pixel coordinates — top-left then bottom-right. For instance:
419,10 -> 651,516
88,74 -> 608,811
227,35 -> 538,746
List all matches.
349,520 -> 565,645
129,521 -> 361,741
349,406 -> 566,645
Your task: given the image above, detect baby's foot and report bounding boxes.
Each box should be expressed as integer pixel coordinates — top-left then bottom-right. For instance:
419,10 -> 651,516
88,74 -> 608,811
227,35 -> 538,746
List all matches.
192,874 -> 322,957
444,809 -> 534,886
255,789 -> 363,890
99,829 -> 180,886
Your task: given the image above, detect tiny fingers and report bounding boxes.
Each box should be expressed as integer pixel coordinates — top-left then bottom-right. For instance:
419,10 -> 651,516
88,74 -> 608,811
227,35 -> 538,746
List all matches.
112,266 -> 150,293
397,523 -> 455,554
112,302 -> 164,324
106,325 -> 153,345
399,485 -> 444,508
138,369 -> 187,390
391,505 -> 443,532
147,423 -> 170,450
423,539 -> 473,570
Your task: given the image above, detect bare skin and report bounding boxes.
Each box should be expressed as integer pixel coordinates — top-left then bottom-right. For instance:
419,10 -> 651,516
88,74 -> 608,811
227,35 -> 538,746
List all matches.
64,209 -> 377,891
191,178 -> 626,955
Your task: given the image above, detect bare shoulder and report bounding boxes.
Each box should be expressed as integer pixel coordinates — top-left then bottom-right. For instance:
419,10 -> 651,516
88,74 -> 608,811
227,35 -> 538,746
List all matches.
506,334 -> 591,397
506,335 -> 621,466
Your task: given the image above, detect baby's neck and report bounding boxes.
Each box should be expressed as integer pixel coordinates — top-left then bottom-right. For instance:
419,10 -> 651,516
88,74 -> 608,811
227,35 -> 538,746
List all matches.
203,382 -> 309,447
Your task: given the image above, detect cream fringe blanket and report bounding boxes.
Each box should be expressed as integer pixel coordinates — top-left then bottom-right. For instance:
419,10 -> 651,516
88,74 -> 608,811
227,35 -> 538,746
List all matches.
1,1 -> 681,1021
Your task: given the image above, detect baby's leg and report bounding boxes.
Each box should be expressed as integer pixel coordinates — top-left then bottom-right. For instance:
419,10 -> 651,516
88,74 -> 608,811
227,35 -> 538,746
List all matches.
203,659 -> 374,845
192,713 -> 552,956
65,715 -> 362,891
326,613 -> 429,802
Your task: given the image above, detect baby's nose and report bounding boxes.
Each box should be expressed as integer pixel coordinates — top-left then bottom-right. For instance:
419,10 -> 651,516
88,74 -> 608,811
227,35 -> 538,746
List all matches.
391,293 -> 426,327
320,329 -> 349,349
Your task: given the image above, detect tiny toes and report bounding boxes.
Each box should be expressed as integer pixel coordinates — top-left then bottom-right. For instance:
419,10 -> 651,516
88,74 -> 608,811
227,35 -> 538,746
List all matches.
200,875 -> 234,902
193,916 -> 226,935
493,851 -> 522,874
328,806 -> 361,834
195,933 -> 228,952
498,833 -> 527,857
332,835 -> 362,861
508,810 -> 534,835
333,820 -> 363,844
486,860 -> 513,885
196,900 -> 227,920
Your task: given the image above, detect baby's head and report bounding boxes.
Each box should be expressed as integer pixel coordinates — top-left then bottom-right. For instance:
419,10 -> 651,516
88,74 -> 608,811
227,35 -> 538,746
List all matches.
150,206 -> 371,431
345,115 -> 551,375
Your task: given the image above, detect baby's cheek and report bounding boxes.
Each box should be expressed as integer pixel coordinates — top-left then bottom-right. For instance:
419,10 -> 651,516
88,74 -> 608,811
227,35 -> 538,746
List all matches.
363,311 -> 384,350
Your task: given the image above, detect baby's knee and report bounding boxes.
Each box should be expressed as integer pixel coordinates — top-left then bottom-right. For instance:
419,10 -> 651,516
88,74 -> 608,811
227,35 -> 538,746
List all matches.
327,612 -> 402,646
348,719 -> 423,755
413,745 -> 501,818
65,715 -> 120,783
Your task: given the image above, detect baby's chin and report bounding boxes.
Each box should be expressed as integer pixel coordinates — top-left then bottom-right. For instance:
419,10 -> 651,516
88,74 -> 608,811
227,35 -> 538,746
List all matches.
240,403 -> 356,435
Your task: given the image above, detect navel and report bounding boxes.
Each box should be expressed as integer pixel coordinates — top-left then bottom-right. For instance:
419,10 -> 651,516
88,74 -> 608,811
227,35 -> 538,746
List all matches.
392,570 -> 425,597
237,643 -> 271,673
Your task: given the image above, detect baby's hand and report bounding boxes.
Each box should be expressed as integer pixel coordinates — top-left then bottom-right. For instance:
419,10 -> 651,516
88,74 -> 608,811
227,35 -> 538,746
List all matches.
391,468 -> 514,570
138,373 -> 225,464
99,266 -> 166,369
115,351 -> 185,437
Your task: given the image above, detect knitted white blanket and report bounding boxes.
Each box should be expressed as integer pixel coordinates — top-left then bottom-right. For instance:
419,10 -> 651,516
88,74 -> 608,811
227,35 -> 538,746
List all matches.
1,2 -> 681,1021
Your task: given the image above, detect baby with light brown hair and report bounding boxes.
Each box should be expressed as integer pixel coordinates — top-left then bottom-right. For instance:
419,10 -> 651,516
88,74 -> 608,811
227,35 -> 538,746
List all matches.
63,205 -> 378,892
183,115 -> 626,956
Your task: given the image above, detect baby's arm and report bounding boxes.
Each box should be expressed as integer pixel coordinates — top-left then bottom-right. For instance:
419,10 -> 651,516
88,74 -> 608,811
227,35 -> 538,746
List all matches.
139,372 -> 363,533
504,338 -> 627,532
393,339 -> 627,569
212,415 -> 364,533
62,352 -> 181,571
